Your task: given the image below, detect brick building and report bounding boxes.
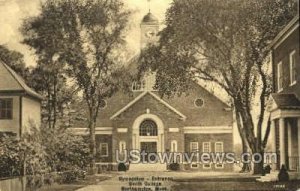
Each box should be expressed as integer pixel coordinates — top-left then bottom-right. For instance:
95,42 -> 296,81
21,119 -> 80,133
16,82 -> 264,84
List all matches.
268,13 -> 300,173
71,12 -> 234,171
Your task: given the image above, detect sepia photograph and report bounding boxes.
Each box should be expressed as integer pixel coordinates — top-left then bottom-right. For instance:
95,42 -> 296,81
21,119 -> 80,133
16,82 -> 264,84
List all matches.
0,0 -> 299,190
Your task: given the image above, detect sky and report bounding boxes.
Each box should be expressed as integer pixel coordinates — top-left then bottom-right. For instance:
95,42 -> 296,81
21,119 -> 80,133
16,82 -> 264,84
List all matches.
0,0 -> 172,66
0,0 -> 244,144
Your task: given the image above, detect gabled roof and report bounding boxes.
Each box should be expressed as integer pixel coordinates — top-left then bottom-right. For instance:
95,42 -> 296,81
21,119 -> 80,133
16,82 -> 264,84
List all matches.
269,14 -> 299,49
0,61 -> 43,100
110,91 -> 186,120
270,93 -> 300,110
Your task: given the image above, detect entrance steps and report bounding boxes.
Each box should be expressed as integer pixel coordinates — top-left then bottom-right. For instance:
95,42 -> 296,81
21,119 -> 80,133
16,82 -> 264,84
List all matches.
129,163 -> 167,171
256,171 -> 278,182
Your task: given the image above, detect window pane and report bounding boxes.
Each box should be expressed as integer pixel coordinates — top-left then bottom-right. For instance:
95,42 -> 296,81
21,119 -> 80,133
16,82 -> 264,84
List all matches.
0,99 -> 13,119
139,120 -> 157,136
100,143 -> 108,156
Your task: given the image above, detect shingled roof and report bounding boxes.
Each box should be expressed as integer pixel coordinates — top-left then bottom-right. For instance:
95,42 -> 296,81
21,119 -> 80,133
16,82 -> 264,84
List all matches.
271,93 -> 300,109
0,60 -> 43,100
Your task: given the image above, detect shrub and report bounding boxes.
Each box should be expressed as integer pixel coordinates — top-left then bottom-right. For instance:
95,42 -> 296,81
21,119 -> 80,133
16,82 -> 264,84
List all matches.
118,163 -> 127,171
278,165 -> 289,181
58,168 -> 86,183
169,163 -> 180,171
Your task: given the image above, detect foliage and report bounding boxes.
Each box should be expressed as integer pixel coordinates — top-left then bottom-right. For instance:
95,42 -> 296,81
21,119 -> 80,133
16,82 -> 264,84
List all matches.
40,126 -> 91,172
0,125 -> 90,187
22,0 -> 131,173
169,163 -> 180,171
139,0 -> 297,174
278,165 -> 289,181
0,45 -> 30,81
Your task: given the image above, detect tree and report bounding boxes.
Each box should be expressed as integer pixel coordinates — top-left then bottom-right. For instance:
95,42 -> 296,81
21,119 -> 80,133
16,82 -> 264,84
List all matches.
139,0 -> 297,174
0,45 -> 30,81
22,0 -> 130,173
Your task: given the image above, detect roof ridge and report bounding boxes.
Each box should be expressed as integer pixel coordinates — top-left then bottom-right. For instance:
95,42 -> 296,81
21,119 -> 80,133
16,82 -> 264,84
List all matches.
0,61 -> 43,100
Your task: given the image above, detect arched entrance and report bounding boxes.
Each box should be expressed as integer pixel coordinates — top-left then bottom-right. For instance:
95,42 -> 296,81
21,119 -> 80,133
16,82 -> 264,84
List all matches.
132,114 -> 164,154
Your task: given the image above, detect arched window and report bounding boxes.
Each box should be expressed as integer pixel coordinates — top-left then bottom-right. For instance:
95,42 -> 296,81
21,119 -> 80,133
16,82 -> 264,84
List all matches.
171,140 -> 177,152
139,119 -> 158,136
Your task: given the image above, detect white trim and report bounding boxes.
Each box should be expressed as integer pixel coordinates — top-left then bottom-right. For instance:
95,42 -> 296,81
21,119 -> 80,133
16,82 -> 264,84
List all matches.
99,143 -> 108,157
110,91 -> 186,120
203,163 -> 212,169
215,163 -> 224,169
117,128 -> 128,133
171,140 -> 178,152
271,19 -> 299,49
132,113 -> 164,152
169,128 -> 179,132
119,141 -> 126,154
148,91 -> 186,119
184,126 -> 232,134
67,127 -> 113,135
277,61 -> 283,92
190,163 -> 199,169
289,50 -> 297,86
270,109 -> 300,120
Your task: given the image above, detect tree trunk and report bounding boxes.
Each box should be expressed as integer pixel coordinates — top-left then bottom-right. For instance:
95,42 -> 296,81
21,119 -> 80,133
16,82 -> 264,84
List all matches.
89,115 -> 97,175
241,138 -> 251,172
234,104 -> 251,172
253,150 -> 264,175
52,76 -> 57,129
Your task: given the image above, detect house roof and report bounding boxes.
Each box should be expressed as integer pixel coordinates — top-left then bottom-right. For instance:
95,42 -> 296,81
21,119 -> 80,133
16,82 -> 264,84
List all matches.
0,61 -> 43,100
271,93 -> 300,109
110,91 -> 187,120
269,14 -> 299,49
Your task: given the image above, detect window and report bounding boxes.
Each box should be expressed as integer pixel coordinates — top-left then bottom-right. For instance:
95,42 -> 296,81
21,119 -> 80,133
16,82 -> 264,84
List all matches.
194,98 -> 204,108
119,141 -> 126,154
132,80 -> 146,91
139,120 -> 158,136
277,62 -> 283,92
191,163 -> 199,169
215,142 -> 224,169
289,50 -> 297,85
190,142 -> 198,153
203,163 -> 212,169
202,142 -> 211,153
0,99 -> 13,120
99,143 -> 108,157
171,140 -> 178,152
215,142 -> 224,153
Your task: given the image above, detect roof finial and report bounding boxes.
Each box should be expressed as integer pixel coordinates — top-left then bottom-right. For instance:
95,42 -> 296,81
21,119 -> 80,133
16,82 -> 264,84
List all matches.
148,0 -> 151,13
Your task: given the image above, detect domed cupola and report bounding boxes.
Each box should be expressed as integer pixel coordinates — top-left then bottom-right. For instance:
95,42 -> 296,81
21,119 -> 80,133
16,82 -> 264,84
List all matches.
140,12 -> 160,49
142,12 -> 159,25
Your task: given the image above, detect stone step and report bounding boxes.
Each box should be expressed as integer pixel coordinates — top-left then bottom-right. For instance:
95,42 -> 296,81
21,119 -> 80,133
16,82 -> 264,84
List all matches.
256,172 -> 278,182
129,163 -> 167,171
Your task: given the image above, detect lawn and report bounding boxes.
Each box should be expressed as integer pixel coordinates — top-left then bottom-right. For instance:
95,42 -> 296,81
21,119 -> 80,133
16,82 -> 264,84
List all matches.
171,181 -> 300,191
37,174 -> 112,191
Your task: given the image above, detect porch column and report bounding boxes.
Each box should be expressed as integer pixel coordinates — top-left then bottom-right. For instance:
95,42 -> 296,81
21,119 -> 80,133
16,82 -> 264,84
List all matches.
279,118 -> 286,167
298,118 -> 300,171
270,120 -> 277,171
287,121 -> 292,169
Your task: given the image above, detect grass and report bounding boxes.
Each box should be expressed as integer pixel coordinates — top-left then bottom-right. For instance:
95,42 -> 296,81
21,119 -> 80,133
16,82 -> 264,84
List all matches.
37,174 -> 112,191
171,180 -> 300,191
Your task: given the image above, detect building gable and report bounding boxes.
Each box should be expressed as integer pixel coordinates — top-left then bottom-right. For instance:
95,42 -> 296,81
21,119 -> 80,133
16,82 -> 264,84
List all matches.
0,61 -> 43,100
110,91 -> 186,120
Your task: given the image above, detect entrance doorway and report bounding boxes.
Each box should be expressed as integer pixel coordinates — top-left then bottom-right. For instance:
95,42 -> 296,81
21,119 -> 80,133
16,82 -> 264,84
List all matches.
140,142 -> 157,162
